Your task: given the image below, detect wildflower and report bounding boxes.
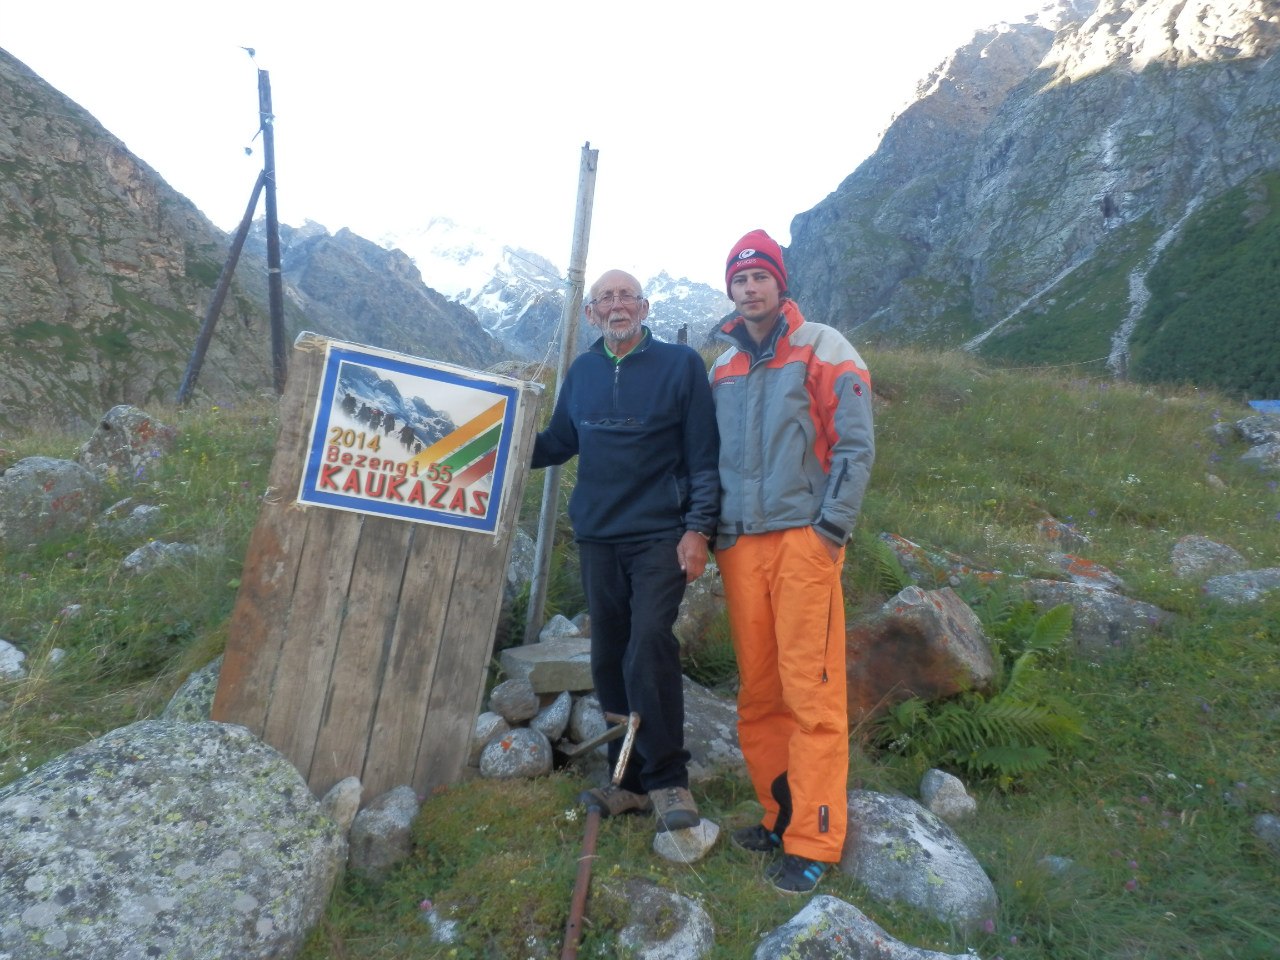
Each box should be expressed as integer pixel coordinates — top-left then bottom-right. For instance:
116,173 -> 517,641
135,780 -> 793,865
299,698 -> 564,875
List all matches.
982,919 -> 996,933
1127,860 -> 1138,870
1124,878 -> 1138,892
419,898 -> 433,912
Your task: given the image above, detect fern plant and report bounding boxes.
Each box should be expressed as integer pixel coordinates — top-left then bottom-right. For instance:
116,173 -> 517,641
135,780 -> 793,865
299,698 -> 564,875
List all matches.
868,595 -> 1084,789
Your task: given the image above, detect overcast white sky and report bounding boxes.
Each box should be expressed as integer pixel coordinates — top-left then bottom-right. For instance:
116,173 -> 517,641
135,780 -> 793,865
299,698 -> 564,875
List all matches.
5,0 -> 1046,289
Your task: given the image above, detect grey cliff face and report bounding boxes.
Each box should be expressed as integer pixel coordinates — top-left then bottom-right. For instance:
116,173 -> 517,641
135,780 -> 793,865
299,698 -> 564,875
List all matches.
787,0 -> 1280,353
0,48 -> 274,433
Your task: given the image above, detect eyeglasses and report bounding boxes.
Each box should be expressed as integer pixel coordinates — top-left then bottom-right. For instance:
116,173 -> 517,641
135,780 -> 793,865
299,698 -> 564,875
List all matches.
588,293 -> 644,308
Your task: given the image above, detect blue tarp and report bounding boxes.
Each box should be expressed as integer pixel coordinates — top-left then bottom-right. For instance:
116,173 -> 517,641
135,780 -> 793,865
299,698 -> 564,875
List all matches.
1247,400 -> 1280,413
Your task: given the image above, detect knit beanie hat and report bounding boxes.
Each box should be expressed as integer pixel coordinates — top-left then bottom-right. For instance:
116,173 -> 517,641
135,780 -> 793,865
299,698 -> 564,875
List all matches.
725,229 -> 788,297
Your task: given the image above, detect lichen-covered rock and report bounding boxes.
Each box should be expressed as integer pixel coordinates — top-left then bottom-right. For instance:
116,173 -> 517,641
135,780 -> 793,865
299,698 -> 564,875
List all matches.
0,719 -> 345,960
487,677 -> 540,723
97,498 -> 164,540
348,785 -> 421,881
499,637 -> 593,693
753,895 -> 969,959
469,711 -> 511,766
847,586 -> 997,722
920,768 -> 977,822
0,456 -> 102,550
160,655 -> 223,721
653,819 -> 719,865
569,693 -> 608,744
478,727 -> 553,779
1022,579 -> 1173,652
1171,535 -> 1248,582
841,790 -> 997,930
1201,568 -> 1280,606
682,676 -> 744,781
120,539 -> 203,575
75,405 -> 177,484
319,776 -> 363,836
607,878 -> 715,960
530,690 -> 572,742
1,638 -> 26,679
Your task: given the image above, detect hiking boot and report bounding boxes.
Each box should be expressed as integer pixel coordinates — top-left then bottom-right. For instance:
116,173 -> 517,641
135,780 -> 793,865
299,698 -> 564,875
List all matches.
766,854 -> 829,894
731,824 -> 783,853
578,784 -> 652,817
650,786 -> 700,832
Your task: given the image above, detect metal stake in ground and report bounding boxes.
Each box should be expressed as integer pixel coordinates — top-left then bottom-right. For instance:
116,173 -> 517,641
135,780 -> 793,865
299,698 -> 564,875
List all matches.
561,711 -> 639,960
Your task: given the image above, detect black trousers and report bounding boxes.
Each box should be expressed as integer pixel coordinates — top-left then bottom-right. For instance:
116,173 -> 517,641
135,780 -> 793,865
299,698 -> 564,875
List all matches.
578,539 -> 691,794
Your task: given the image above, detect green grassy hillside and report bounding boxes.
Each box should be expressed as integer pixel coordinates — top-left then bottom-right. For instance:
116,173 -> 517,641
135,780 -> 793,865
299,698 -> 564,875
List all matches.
2,350 -> 1278,959
1130,173 -> 1280,398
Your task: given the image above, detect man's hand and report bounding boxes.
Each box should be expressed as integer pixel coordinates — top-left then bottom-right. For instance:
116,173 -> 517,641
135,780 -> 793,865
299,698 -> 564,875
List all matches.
676,531 -> 709,584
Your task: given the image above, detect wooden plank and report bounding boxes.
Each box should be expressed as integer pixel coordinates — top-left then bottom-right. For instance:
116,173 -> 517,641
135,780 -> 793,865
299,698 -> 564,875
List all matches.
305,514 -> 416,795
360,526 -> 463,798
260,506 -> 363,777
212,335 -> 327,730
412,382 -> 544,793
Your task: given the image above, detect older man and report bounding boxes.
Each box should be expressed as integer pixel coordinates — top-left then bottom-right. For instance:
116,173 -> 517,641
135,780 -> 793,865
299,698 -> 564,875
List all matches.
532,269 -> 718,832
711,230 -> 875,893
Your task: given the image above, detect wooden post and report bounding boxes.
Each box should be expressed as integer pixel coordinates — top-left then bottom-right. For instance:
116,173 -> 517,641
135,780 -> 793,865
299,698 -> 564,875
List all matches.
176,170 -> 266,406
212,333 -> 543,799
259,69 -> 288,395
524,142 -> 598,643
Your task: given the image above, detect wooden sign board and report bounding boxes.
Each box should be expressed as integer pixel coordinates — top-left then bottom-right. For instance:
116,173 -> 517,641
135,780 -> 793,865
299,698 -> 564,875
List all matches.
212,333 -> 543,800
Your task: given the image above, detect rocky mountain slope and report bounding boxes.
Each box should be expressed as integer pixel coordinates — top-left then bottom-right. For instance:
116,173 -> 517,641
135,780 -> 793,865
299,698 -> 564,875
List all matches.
0,48 -> 275,434
244,221 -> 508,371
786,0 -> 1280,395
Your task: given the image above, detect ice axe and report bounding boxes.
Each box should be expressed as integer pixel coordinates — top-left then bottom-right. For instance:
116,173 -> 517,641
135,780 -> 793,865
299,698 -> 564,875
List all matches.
560,710 -> 639,960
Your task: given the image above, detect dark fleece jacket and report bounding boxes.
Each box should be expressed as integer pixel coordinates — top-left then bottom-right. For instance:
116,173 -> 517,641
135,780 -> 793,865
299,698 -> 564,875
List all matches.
532,329 -> 719,543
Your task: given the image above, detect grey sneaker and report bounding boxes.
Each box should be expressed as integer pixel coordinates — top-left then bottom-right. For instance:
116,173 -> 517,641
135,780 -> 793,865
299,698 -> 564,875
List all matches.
731,824 -> 782,853
579,784 -> 652,817
650,786 -> 700,832
766,854 -> 829,894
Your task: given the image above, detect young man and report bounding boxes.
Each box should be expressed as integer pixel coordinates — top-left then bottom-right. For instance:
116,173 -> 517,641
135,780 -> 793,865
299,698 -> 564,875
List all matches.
710,230 -> 875,892
532,269 -> 718,832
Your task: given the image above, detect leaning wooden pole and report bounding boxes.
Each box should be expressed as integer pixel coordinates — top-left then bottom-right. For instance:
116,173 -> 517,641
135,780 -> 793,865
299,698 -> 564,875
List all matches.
259,69 -> 288,394
525,142 -> 598,643
176,170 -> 266,406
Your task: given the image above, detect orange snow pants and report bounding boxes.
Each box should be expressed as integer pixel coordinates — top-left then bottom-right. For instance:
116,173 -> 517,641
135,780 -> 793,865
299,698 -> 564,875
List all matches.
717,526 -> 849,863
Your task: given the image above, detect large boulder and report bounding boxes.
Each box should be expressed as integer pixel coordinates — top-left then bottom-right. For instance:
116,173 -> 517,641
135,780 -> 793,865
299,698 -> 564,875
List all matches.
846,586 -> 997,722
841,790 -> 997,930
75,405 -> 177,484
0,456 -> 102,550
0,720 -> 345,960
1022,580 -> 1174,652
754,895 -> 970,959
682,676 -> 744,780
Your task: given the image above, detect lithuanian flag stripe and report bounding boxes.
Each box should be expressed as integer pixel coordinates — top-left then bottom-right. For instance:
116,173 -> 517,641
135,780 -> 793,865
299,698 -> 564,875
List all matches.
411,399 -> 506,472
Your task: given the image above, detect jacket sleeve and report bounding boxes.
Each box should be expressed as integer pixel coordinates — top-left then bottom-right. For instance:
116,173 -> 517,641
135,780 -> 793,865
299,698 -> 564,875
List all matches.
531,374 -> 579,469
680,349 -> 720,536
813,343 -> 875,545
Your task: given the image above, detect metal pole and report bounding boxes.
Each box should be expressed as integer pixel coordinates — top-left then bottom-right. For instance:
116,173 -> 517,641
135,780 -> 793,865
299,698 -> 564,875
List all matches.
176,170 -> 266,406
259,69 -> 288,394
525,142 -> 598,643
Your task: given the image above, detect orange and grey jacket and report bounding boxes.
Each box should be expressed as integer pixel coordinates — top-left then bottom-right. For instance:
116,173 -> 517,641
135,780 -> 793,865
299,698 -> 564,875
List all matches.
710,299 -> 874,549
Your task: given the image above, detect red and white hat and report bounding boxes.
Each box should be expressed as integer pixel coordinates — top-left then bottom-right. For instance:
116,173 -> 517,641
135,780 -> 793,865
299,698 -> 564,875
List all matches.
725,229 -> 788,297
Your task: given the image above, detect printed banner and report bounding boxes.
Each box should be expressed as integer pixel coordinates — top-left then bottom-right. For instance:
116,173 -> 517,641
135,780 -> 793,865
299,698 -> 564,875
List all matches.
297,341 -> 520,534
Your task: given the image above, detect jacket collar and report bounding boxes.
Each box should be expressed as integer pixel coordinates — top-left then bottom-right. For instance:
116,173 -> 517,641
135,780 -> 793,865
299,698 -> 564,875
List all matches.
716,299 -> 803,361
589,325 -> 652,359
